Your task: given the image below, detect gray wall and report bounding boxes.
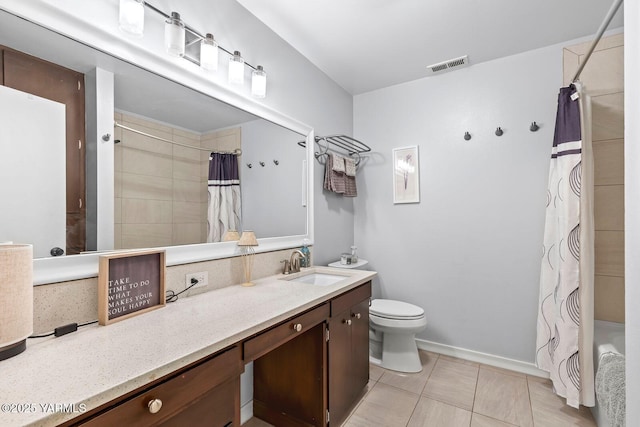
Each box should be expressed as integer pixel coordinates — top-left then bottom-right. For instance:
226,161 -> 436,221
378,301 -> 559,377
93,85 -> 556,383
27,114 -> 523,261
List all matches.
353,44 -> 562,362
241,119 -> 306,238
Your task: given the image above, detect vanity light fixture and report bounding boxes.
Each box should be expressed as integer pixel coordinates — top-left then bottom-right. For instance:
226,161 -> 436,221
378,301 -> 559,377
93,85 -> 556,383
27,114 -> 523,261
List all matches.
237,231 -> 258,286
229,51 -> 245,85
118,3 -> 268,96
119,0 -> 145,37
165,12 -> 185,57
251,65 -> 267,98
200,33 -> 219,71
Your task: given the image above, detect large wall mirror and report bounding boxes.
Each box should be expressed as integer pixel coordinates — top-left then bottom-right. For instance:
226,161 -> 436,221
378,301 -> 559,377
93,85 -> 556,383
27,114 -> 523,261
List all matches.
0,6 -> 314,284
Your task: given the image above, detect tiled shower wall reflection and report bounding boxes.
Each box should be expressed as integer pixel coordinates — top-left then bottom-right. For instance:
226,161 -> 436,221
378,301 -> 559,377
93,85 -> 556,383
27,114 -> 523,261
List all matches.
563,33 -> 624,322
114,112 -> 241,249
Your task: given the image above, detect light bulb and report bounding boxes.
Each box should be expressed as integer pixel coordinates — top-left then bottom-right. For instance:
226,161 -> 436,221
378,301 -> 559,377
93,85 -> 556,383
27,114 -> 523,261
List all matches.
165,12 -> 185,57
119,0 -> 144,37
229,51 -> 245,85
251,65 -> 267,98
200,33 -> 219,71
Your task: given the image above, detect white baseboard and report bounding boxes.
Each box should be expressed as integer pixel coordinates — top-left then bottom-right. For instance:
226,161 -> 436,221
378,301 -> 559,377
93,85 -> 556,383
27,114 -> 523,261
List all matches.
415,338 -> 549,378
241,400 -> 253,425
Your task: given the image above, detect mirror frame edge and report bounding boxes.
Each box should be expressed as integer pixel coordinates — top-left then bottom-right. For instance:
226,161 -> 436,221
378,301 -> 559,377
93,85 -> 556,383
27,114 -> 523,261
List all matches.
5,2 -> 317,285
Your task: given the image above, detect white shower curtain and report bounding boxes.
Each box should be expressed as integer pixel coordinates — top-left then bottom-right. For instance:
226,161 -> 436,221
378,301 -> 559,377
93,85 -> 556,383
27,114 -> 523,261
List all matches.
536,83 -> 595,409
207,153 -> 241,243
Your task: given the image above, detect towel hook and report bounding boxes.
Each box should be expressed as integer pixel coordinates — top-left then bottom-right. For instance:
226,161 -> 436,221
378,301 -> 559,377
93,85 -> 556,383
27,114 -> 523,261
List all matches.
246,163 -> 253,168
530,121 -> 540,132
259,161 -> 265,167
273,159 -> 279,165
495,127 -> 503,136
464,132 -> 472,141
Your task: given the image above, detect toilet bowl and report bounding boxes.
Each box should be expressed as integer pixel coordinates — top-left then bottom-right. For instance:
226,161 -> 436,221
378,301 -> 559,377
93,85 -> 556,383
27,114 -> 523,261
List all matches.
369,299 -> 427,373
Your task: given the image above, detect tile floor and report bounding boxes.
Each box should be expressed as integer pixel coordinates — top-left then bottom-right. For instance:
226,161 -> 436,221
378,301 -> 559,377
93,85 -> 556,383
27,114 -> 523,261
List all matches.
244,350 -> 597,427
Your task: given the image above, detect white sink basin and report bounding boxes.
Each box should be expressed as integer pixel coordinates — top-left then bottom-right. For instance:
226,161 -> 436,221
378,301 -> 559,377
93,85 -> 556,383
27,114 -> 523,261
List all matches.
287,272 -> 347,286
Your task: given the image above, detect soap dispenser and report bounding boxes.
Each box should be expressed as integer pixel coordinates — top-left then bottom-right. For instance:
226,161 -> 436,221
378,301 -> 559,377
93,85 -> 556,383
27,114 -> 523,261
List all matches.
350,245 -> 358,264
300,239 -> 311,268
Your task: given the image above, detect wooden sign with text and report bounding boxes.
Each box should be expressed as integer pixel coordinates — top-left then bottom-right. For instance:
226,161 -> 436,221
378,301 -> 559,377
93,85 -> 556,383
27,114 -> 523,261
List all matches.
98,250 -> 166,325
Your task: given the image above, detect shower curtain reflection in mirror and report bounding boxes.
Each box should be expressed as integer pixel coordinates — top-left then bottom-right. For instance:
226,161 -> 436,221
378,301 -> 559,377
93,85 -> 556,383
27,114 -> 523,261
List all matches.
207,153 -> 242,242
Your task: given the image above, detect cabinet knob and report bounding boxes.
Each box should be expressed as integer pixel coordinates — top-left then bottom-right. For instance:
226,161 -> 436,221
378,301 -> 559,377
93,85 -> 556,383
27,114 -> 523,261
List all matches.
352,312 -> 362,320
293,323 -> 303,332
147,398 -> 163,414
344,319 -> 352,326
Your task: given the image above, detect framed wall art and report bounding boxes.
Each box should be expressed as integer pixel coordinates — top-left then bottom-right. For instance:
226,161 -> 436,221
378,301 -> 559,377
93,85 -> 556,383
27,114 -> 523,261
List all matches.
392,146 -> 420,204
98,249 -> 166,325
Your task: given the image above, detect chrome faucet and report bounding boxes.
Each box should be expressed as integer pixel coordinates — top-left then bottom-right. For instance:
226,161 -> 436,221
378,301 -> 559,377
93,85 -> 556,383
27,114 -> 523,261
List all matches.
282,249 -> 305,274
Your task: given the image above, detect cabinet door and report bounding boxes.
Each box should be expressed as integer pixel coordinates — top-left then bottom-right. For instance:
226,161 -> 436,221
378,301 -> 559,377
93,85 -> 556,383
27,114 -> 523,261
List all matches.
328,282 -> 371,426
328,308 -> 355,427
160,377 -> 238,427
350,299 -> 370,398
77,346 -> 242,427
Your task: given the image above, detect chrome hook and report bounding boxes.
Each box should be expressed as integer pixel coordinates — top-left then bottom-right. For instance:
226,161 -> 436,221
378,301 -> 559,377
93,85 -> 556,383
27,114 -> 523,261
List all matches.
495,127 -> 503,136
530,122 -> 540,132
464,132 -> 471,141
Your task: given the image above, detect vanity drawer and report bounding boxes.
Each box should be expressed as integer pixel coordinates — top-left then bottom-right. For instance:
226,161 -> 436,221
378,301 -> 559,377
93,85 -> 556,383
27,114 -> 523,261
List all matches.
330,282 -> 371,317
78,345 -> 242,427
243,303 -> 330,361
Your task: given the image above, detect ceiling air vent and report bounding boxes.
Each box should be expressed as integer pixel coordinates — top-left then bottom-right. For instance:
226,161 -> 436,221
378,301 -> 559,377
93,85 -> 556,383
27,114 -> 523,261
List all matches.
426,55 -> 469,75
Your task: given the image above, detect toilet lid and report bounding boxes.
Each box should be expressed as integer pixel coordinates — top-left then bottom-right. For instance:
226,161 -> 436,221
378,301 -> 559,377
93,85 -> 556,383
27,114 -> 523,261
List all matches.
370,299 -> 424,320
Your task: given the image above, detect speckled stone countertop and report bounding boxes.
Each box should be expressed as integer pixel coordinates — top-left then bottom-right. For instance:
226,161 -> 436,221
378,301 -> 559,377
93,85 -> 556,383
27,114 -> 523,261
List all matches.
0,266 -> 376,427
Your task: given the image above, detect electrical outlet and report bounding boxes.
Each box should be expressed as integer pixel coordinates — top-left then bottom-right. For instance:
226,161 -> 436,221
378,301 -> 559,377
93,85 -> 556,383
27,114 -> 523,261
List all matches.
185,271 -> 208,289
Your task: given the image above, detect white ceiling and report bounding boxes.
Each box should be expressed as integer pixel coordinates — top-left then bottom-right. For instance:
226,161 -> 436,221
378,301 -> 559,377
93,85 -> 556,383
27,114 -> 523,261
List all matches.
237,0 -> 624,95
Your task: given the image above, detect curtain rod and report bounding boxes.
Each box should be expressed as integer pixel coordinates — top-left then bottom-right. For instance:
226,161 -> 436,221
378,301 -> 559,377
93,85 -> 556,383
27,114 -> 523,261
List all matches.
114,122 -> 242,155
572,0 -> 623,82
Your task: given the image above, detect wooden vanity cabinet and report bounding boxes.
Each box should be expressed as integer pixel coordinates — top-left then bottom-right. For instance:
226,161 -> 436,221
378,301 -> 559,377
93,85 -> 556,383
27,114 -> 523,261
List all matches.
64,281 -> 372,427
328,282 -> 371,426
251,282 -> 371,426
249,303 -> 330,426
70,345 -> 243,427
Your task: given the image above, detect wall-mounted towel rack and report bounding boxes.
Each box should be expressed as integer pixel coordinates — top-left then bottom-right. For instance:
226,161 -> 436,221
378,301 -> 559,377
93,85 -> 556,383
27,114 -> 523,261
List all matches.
298,135 -> 371,165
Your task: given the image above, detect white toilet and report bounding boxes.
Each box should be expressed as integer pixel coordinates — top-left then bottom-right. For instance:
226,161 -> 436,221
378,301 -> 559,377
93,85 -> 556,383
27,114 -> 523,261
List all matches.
369,299 -> 427,373
327,257 -> 427,373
